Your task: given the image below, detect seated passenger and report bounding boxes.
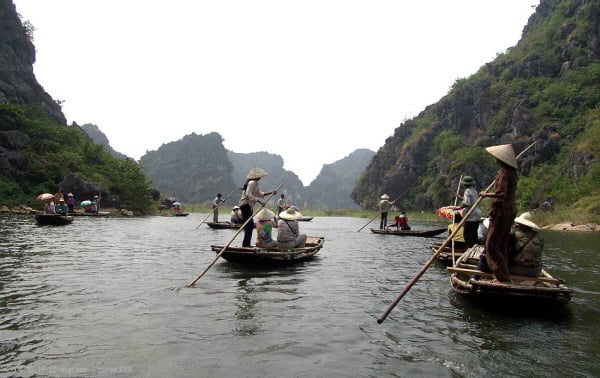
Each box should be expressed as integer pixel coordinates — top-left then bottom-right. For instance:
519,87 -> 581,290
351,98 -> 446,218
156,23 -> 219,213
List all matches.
230,206 -> 243,224
508,212 -> 543,277
277,206 -> 307,249
447,212 -> 466,249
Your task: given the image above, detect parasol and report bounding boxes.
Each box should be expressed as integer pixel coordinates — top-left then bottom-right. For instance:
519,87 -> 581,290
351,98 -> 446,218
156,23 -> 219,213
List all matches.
36,193 -> 54,201
435,206 -> 456,219
80,200 -> 92,206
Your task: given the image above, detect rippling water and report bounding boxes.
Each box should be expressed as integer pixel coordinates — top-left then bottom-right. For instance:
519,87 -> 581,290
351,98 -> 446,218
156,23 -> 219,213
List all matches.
1,214 -> 598,377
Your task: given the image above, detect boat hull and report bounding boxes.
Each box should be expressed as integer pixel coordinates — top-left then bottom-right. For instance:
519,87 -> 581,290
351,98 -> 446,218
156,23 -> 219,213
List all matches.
35,214 -> 74,225
211,236 -> 324,264
206,221 -> 242,229
448,245 -> 572,306
370,227 -> 446,237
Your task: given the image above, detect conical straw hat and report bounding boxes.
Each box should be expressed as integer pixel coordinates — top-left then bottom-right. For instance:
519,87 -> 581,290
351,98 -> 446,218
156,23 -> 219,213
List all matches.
246,167 -> 268,179
254,208 -> 275,221
380,194 -> 390,200
514,212 -> 541,231
485,144 -> 517,168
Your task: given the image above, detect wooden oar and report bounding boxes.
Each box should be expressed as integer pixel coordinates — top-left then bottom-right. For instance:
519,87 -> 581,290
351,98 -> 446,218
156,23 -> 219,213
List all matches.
186,182 -> 284,287
195,185 -> 240,229
376,142 -> 537,324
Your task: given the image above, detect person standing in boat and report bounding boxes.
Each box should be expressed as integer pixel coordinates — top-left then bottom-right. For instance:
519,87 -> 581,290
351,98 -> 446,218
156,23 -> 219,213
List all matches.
276,194 -> 287,217
454,175 -> 482,248
239,168 -> 277,247
447,212 -> 466,249
479,144 -> 518,283
66,193 -> 75,213
277,206 -> 307,249
508,212 -> 543,277
212,193 -> 224,223
253,208 -> 276,248
378,194 -> 395,230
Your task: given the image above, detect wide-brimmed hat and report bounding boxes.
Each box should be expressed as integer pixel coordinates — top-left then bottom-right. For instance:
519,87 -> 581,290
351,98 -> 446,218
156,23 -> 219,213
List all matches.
279,207 -> 303,220
254,208 -> 275,221
461,176 -> 475,185
514,212 -> 541,231
380,194 -> 390,200
485,144 -> 517,168
246,167 -> 268,179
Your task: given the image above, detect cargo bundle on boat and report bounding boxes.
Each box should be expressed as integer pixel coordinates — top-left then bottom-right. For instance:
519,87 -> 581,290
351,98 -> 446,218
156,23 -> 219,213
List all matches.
447,245 -> 572,306
211,236 -> 324,264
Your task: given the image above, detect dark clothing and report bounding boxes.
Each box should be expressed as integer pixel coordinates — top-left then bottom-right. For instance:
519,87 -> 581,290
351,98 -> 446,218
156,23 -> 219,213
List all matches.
380,212 -> 388,229
240,203 -> 254,247
463,221 -> 479,248
485,166 -> 518,282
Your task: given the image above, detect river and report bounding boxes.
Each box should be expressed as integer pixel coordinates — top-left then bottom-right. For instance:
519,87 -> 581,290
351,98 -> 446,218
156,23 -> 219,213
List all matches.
1,214 -> 598,377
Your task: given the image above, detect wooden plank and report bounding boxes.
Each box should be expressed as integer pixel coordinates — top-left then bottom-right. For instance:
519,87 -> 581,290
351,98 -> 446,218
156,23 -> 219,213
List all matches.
446,267 -> 565,284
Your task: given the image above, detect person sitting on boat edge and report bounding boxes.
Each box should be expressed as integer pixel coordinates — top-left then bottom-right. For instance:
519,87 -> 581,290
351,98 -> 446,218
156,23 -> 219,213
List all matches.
254,208 -> 276,248
277,206 -> 307,250
379,194 -> 396,230
230,206 -> 243,224
55,198 -> 68,215
508,212 -> 543,277
397,211 -> 410,230
447,212 -> 466,249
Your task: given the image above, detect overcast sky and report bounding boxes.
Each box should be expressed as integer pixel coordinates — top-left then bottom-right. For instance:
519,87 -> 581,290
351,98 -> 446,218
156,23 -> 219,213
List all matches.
13,0 -> 537,185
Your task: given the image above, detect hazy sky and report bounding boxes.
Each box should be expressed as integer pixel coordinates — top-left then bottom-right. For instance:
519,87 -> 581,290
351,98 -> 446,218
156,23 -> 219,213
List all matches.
13,0 -> 537,185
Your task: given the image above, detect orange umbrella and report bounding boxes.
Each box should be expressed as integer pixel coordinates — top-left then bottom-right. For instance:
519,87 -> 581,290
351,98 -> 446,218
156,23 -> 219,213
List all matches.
36,193 -> 54,201
435,206 -> 456,219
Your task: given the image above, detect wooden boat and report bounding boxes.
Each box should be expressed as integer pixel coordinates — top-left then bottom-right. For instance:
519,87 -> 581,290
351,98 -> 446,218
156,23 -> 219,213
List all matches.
447,245 -> 572,306
211,236 -> 325,264
35,214 -> 74,225
67,211 -> 109,217
430,241 -> 467,265
298,216 -> 313,222
206,221 -> 242,229
174,212 -> 189,217
370,227 -> 446,237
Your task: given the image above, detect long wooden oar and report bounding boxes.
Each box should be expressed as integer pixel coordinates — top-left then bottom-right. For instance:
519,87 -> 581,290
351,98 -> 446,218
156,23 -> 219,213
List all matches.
186,182 -> 284,287
376,142 -> 537,324
195,185 -> 240,229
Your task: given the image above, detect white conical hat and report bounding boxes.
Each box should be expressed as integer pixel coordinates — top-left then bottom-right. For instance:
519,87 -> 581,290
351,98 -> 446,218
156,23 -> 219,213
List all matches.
485,144 -> 517,168
246,167 -> 268,179
380,194 -> 390,200
514,212 -> 541,231
254,208 -> 275,220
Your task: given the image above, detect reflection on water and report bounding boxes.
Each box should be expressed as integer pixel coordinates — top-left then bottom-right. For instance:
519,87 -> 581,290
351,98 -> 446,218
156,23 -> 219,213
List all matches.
0,214 -> 599,377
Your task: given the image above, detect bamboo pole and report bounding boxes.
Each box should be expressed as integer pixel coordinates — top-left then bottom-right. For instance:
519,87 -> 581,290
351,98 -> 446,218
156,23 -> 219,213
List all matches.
451,175 -> 463,266
186,182 -> 284,287
195,185 -> 240,229
376,142 -> 537,324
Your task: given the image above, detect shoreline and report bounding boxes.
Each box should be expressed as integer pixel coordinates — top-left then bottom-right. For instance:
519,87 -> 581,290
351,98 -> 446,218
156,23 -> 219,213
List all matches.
542,222 -> 599,232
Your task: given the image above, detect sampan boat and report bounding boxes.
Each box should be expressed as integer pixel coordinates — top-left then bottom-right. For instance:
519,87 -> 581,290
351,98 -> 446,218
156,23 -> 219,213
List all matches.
447,245 -> 572,306
211,236 -> 325,264
206,221 -> 242,229
370,227 -> 446,237
35,214 -> 74,226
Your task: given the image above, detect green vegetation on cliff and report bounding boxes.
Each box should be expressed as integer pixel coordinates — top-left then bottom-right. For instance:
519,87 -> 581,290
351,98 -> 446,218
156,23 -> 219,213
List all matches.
352,0 -> 600,222
0,104 -> 156,213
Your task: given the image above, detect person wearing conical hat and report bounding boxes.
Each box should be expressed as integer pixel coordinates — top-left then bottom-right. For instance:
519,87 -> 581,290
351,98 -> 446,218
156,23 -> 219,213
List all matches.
378,194 -> 396,230
454,175 -> 482,248
508,212 -> 544,277
479,144 -> 518,283
253,208 -> 276,248
277,206 -> 307,249
239,168 -> 277,247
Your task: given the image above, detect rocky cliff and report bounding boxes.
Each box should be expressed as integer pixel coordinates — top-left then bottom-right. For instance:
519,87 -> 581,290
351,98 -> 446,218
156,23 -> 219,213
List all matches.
353,0 -> 600,214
